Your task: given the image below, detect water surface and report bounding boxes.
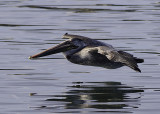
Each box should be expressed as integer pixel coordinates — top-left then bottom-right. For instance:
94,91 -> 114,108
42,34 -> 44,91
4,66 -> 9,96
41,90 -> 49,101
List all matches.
0,0 -> 160,114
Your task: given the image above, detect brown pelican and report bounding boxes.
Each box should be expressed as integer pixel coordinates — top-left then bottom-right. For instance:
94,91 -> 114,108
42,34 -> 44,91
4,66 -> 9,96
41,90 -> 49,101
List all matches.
29,33 -> 144,72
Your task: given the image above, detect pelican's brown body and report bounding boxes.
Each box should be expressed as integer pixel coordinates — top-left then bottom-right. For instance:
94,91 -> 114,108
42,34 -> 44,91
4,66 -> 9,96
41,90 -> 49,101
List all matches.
30,33 -> 144,72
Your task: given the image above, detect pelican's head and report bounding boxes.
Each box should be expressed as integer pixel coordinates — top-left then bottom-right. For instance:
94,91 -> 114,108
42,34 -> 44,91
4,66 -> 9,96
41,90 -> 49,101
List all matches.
29,34 -> 87,59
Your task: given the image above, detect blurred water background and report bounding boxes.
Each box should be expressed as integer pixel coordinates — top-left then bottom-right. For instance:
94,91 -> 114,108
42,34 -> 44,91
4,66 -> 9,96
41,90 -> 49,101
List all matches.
0,0 -> 160,114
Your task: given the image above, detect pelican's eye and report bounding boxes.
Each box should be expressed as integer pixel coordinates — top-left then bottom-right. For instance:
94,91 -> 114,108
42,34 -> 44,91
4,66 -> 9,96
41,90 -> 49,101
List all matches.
71,38 -> 84,46
71,38 -> 82,42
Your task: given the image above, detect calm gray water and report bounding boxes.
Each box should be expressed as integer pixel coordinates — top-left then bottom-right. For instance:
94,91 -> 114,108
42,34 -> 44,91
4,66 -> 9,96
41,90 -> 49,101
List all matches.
0,0 -> 160,114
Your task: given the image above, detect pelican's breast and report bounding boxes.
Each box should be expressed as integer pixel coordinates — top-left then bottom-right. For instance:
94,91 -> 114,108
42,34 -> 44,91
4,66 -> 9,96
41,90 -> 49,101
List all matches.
64,47 -> 105,65
63,47 -> 94,64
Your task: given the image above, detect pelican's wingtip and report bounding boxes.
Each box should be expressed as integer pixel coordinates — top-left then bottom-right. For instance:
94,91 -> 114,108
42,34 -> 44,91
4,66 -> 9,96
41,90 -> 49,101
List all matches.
135,67 -> 141,73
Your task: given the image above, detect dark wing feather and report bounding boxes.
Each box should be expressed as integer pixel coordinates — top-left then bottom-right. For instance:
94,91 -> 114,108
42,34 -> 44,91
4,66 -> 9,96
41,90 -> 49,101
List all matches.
118,51 -> 144,63
97,46 -> 142,72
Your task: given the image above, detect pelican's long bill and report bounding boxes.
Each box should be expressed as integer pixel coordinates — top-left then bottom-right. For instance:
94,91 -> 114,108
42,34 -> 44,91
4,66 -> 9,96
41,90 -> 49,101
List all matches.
29,41 -> 77,59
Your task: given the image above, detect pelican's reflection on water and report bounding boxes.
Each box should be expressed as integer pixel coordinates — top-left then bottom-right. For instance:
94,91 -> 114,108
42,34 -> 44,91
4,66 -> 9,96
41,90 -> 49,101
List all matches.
32,82 -> 143,113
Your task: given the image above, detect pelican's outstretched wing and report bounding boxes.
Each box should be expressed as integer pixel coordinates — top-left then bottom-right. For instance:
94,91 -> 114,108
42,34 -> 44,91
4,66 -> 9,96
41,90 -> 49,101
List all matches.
92,46 -> 143,72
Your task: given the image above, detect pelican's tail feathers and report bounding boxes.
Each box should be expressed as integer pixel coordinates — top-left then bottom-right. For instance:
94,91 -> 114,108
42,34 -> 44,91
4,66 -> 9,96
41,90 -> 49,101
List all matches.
134,58 -> 144,63
116,51 -> 142,72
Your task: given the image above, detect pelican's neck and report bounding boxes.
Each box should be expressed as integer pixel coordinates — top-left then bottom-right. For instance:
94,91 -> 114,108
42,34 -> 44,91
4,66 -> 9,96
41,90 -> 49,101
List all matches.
63,46 -> 84,58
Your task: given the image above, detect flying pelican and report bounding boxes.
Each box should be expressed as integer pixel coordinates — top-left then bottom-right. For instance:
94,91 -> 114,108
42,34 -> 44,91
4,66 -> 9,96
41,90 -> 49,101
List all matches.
29,33 -> 144,72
